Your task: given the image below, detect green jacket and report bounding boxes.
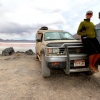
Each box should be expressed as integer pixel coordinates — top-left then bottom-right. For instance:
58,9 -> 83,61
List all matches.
77,19 -> 96,38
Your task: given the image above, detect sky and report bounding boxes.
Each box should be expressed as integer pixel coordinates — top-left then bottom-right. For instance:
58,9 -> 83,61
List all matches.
0,0 -> 100,40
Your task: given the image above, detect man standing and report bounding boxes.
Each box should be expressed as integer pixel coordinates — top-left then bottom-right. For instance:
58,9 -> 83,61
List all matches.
95,12 -> 100,65
95,12 -> 100,43
77,10 -> 100,72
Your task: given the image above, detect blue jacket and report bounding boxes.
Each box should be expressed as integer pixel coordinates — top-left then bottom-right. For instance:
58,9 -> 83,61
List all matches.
95,23 -> 100,43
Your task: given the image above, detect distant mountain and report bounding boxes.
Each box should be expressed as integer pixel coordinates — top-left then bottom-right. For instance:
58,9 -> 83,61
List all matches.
0,33 -> 81,42
0,38 -> 3,40
0,39 -> 35,43
73,34 -> 81,40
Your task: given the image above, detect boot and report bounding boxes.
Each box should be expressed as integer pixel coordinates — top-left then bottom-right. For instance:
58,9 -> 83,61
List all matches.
88,54 -> 98,73
93,54 -> 100,66
92,54 -> 100,72
88,65 -> 98,73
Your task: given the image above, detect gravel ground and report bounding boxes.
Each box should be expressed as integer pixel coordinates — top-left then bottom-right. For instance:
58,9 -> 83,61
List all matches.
0,53 -> 100,100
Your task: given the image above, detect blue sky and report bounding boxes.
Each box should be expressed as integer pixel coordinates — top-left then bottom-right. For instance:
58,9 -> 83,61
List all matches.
0,0 -> 100,40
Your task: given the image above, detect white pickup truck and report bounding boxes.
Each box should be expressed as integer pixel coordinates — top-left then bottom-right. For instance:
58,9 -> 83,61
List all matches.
35,27 -> 98,77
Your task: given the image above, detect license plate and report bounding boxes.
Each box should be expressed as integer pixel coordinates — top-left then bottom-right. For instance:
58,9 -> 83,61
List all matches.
74,60 -> 85,67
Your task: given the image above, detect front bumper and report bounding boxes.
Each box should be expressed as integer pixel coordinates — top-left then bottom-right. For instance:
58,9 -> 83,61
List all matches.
45,54 -> 87,62
45,54 -> 89,72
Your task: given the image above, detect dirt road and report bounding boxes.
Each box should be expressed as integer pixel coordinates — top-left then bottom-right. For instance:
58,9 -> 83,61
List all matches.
0,53 -> 100,100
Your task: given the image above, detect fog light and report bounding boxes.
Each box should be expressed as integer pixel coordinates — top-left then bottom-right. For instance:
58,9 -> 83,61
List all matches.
52,62 -> 60,66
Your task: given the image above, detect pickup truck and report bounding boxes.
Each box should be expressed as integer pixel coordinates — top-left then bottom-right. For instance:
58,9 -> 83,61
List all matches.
35,27 -> 98,77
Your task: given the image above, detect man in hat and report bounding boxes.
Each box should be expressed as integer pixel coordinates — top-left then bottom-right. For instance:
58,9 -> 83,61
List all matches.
95,12 -> 100,65
77,10 -> 100,72
95,12 -> 100,43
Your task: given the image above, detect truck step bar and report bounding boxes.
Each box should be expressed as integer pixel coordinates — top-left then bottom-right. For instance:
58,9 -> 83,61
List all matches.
64,68 -> 89,74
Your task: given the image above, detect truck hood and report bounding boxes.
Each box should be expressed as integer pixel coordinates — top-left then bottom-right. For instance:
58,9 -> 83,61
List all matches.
46,40 -> 82,47
46,39 -> 81,43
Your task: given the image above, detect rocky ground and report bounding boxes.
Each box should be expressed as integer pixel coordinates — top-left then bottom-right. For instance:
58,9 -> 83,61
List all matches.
0,53 -> 100,100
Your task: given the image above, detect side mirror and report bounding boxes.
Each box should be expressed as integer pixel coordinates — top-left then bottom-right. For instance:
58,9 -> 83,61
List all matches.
36,39 -> 41,42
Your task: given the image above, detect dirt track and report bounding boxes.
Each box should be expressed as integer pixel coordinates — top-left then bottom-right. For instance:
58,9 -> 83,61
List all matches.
0,53 -> 100,100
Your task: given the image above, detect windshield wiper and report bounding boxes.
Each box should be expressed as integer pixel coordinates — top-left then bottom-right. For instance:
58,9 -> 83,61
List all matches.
45,39 -> 61,41
61,38 -> 75,40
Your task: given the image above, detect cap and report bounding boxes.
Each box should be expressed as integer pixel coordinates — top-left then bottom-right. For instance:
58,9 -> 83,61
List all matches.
86,10 -> 93,14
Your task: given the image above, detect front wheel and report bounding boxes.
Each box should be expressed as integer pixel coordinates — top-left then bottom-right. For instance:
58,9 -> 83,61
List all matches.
41,53 -> 51,78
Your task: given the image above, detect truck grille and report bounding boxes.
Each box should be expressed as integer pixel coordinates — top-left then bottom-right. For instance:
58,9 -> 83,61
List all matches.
58,47 -> 85,55
68,47 -> 85,54
59,48 -> 65,54
46,43 -> 86,55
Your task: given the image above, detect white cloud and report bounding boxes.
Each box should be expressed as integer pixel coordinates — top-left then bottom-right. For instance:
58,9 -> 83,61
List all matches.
5,0 -> 66,25
33,0 -> 69,12
0,0 -> 100,39
0,33 -> 22,40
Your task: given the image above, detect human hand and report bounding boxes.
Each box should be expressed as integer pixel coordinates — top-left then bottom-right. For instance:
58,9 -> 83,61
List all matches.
82,30 -> 86,32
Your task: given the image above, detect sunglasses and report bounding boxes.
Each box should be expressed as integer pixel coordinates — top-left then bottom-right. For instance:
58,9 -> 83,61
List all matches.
87,13 -> 92,15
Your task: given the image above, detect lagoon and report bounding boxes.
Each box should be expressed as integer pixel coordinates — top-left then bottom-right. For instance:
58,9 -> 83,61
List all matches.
0,42 -> 36,54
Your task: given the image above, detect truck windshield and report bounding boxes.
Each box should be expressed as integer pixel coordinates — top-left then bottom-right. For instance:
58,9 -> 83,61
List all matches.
44,32 -> 75,41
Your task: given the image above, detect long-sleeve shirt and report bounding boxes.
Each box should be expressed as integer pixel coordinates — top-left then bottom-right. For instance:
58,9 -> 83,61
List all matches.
95,23 -> 100,43
77,19 -> 96,38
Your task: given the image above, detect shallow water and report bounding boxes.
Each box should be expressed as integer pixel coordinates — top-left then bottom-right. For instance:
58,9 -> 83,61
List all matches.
0,42 -> 36,54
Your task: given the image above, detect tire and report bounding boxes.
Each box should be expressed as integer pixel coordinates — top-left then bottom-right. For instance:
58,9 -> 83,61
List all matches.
41,53 -> 50,78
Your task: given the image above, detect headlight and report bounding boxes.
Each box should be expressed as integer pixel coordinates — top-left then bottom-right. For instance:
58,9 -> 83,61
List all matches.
52,48 -> 59,53
46,48 -> 52,53
46,48 -> 59,54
